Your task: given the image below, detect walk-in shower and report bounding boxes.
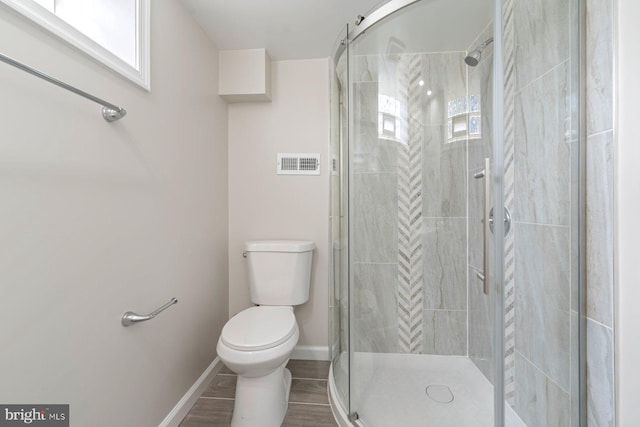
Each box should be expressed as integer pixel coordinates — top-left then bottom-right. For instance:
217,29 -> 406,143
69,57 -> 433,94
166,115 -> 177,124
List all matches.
329,0 -> 585,425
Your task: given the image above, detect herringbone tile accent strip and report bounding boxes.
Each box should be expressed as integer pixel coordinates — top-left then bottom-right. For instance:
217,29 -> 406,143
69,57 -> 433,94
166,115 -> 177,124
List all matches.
502,0 -> 517,405
397,54 -> 425,354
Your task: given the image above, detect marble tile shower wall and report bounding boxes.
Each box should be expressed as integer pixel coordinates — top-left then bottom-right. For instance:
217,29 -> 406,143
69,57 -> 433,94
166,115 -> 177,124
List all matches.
585,0 -> 615,425
506,0 -> 616,424
510,0 -> 575,425
351,52 -> 468,355
352,73 -> 400,353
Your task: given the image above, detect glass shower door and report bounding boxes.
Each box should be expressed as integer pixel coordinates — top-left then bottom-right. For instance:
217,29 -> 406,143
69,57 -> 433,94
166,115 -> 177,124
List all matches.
346,0 -> 500,425
329,22 -> 352,419
497,0 -> 584,424
329,0 -> 584,425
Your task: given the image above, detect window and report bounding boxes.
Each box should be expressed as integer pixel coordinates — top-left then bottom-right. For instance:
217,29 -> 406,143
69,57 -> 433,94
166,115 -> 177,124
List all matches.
0,0 -> 150,89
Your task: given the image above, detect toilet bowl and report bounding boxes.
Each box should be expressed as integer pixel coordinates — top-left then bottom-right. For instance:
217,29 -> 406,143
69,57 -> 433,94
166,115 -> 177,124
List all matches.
216,240 -> 314,427
216,306 -> 299,427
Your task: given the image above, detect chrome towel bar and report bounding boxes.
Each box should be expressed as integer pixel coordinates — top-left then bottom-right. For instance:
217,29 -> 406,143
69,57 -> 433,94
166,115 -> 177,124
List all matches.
121,298 -> 178,327
0,52 -> 127,122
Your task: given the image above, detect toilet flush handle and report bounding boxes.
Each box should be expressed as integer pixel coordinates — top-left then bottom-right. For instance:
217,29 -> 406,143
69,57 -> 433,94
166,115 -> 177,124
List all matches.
242,251 -> 247,258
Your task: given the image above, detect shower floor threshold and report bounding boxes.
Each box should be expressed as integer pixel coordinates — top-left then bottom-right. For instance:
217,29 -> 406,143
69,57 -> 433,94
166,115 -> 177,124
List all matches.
334,352 -> 526,427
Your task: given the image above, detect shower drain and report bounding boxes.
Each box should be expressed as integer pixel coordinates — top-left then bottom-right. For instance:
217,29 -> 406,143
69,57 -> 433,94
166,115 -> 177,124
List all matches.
425,385 -> 454,404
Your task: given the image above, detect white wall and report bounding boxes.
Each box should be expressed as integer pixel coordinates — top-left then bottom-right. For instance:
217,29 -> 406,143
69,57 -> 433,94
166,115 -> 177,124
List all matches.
0,1 -> 229,426
228,59 -> 330,352
616,0 -> 640,425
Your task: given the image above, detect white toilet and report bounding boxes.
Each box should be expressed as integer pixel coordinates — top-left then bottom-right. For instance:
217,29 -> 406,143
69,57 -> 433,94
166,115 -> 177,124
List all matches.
216,240 -> 315,427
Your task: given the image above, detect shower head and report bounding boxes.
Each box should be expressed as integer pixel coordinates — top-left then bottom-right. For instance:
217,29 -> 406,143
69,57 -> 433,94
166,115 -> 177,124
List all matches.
465,51 -> 482,67
465,37 -> 494,67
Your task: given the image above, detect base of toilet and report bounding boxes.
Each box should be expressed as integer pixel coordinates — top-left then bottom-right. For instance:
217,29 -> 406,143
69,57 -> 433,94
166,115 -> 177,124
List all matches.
231,362 -> 292,427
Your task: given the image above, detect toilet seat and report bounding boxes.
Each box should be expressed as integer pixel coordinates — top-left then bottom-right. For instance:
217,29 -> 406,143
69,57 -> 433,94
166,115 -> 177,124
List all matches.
221,306 -> 297,352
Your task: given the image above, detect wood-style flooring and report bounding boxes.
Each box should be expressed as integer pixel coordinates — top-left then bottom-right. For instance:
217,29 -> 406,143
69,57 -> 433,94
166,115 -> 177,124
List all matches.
179,359 -> 339,427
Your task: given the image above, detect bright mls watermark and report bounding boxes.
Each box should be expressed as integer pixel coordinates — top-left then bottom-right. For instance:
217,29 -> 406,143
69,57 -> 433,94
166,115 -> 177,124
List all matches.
0,405 -> 68,426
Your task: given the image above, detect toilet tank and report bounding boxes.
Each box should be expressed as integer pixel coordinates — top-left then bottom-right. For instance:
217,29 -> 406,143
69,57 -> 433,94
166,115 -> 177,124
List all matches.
244,240 -> 315,306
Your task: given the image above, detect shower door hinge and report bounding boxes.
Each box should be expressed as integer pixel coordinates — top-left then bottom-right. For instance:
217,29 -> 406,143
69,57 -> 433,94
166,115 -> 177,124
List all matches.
489,206 -> 512,235
348,411 -> 360,423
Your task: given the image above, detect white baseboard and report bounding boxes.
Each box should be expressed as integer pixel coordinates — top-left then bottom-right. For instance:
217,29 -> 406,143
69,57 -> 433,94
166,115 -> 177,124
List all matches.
291,345 -> 330,361
158,357 -> 222,427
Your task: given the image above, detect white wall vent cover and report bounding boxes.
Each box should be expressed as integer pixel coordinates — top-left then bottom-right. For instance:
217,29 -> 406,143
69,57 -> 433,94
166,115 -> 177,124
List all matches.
277,153 -> 320,175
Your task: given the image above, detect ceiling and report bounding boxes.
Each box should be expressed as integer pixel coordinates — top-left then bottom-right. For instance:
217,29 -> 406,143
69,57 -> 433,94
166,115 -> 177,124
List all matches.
179,0 -> 493,61
179,0 -> 391,60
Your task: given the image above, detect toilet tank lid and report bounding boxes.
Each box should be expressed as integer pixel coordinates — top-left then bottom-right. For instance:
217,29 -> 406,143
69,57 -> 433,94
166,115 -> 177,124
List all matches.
244,240 -> 315,252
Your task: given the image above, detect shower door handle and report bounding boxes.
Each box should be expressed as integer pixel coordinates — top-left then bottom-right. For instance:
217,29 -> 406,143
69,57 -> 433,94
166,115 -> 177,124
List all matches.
473,158 -> 490,295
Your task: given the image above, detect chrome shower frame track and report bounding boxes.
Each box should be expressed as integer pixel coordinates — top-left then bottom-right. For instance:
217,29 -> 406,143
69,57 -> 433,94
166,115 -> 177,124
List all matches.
333,0 -> 420,64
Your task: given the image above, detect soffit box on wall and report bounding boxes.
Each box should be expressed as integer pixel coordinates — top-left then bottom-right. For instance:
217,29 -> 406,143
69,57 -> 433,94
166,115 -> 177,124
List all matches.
219,48 -> 271,102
